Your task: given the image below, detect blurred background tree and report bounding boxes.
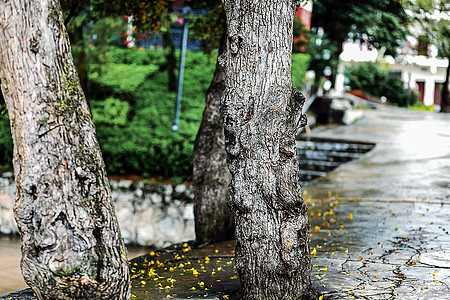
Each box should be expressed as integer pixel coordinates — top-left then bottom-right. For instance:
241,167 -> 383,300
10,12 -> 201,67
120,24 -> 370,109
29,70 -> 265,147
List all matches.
344,62 -> 418,106
409,0 -> 449,112
309,0 -> 411,91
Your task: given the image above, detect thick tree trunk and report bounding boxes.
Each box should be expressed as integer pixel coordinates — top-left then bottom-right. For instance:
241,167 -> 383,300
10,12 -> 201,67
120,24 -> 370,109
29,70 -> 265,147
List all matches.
221,1 -> 315,299
0,1 -> 130,299
193,30 -> 234,244
440,61 -> 449,113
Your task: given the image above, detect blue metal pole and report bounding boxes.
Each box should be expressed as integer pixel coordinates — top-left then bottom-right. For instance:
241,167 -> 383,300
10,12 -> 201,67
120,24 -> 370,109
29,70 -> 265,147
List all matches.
172,6 -> 191,133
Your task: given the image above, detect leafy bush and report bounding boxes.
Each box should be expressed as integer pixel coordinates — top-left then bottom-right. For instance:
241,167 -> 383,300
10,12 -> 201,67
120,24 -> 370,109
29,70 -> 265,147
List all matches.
106,47 -> 166,65
90,64 -> 158,94
0,115 -> 12,171
408,102 -> 434,111
90,49 -> 215,179
91,98 -> 130,126
344,62 -> 417,107
292,53 -> 311,90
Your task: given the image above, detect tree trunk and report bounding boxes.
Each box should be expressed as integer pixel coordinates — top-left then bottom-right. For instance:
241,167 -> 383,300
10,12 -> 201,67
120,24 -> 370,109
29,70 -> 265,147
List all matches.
220,1 -> 315,299
193,30 -> 234,244
0,1 -> 130,299
162,28 -> 177,91
440,61 -> 449,113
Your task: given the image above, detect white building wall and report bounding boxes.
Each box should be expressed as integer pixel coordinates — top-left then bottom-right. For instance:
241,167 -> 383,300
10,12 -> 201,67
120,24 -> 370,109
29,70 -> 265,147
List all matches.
391,59 -> 447,106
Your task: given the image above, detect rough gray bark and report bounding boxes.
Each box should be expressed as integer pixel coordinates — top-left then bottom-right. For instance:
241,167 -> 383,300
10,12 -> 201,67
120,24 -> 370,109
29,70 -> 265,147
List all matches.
193,31 -> 234,244
220,1 -> 315,299
0,1 -> 130,299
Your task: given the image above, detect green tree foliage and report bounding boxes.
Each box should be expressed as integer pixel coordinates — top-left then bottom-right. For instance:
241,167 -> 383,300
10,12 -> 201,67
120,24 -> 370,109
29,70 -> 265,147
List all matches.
60,0 -> 174,94
409,0 -> 449,112
310,0 -> 411,86
344,62 -> 417,107
0,81 -> 11,170
0,116 -> 12,171
189,3 -> 224,55
412,0 -> 450,54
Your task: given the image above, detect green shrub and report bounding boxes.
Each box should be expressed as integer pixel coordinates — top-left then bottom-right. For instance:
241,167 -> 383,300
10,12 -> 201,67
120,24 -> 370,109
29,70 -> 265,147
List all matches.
344,62 -> 416,107
91,97 -> 130,126
106,47 -> 166,65
0,114 -> 12,171
90,63 -> 158,94
90,49 -> 214,179
292,53 -> 311,90
408,102 -> 434,111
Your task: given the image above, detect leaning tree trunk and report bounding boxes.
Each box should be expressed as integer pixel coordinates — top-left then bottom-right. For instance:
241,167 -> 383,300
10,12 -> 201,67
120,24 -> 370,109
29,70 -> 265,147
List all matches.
193,29 -> 234,244
162,28 -> 177,91
220,1 -> 315,299
0,1 -> 130,299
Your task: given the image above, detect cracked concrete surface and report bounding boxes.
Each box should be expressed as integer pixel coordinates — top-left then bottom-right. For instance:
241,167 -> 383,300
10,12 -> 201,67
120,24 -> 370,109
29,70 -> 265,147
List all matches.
306,106 -> 450,299
308,198 -> 450,299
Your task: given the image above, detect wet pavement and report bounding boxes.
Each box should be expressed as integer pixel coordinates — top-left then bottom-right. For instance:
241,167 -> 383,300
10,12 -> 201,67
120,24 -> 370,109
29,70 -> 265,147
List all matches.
303,106 -> 450,299
0,239 -> 151,297
0,236 -> 27,295
2,106 -> 449,299
304,106 -> 450,202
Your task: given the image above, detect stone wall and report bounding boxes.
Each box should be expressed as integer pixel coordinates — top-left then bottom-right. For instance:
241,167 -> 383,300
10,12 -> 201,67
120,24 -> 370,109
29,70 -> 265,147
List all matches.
0,172 -> 195,247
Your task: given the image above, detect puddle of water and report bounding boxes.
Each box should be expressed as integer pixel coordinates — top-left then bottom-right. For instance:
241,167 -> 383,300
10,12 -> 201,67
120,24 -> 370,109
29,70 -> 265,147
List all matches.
0,235 -> 152,296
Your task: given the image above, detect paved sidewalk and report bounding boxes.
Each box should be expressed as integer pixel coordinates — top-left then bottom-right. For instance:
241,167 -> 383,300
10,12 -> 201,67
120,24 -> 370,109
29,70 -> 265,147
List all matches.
2,107 -> 449,299
304,106 -> 450,299
304,106 -> 450,202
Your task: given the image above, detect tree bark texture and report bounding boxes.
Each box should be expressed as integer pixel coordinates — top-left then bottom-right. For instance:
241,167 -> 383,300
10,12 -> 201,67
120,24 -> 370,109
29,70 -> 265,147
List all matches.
193,31 -> 234,244
220,1 -> 315,299
0,1 -> 130,299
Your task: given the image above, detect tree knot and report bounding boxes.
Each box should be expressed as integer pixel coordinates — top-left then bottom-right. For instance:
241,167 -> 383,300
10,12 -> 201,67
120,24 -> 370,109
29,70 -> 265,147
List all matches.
228,34 -> 242,56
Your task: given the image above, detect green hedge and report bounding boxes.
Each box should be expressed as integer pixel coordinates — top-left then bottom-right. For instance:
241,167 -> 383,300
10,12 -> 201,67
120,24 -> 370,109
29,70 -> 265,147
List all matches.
0,116 -> 12,171
0,48 -> 311,178
292,53 -> 311,90
92,49 -> 215,178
